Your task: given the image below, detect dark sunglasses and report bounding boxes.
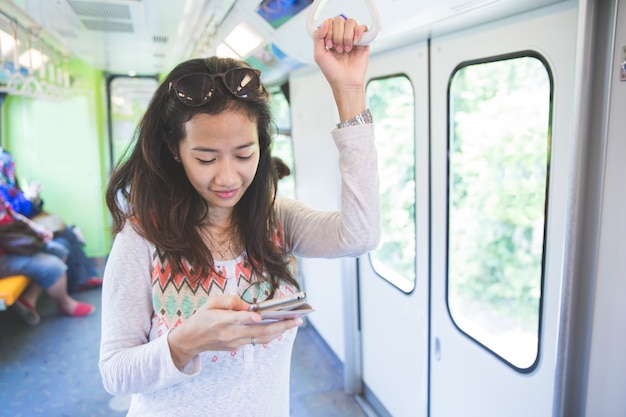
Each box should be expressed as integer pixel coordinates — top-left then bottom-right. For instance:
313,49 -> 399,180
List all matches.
168,67 -> 262,107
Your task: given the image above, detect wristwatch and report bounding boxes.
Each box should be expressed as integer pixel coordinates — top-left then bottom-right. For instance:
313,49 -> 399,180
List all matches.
336,109 -> 373,129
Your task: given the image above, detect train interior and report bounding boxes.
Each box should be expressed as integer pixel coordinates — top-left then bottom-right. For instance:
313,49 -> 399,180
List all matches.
1,0 -> 626,416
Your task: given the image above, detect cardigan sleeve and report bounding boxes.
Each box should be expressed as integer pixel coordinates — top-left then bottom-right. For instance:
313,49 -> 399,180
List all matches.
277,123 -> 380,258
98,222 -> 201,395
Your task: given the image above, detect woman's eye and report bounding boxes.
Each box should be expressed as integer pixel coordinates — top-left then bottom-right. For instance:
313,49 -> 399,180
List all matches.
197,158 -> 216,164
237,154 -> 254,160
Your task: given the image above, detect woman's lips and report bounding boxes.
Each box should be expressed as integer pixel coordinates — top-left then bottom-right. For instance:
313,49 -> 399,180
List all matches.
214,189 -> 238,199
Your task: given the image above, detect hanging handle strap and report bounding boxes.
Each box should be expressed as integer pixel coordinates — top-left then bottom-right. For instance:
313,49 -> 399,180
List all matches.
306,0 -> 381,46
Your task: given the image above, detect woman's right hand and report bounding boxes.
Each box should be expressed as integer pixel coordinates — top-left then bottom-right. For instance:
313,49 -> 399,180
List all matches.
167,295 -> 303,369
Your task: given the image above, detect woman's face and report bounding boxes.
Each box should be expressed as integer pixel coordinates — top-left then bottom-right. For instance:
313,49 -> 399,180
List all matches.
178,110 -> 260,217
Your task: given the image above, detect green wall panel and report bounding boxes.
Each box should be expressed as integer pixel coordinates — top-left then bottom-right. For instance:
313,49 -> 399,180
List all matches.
2,61 -> 112,258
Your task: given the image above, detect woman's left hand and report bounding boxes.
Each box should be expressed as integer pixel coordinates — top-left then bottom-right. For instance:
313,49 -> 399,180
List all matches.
313,17 -> 370,122
313,17 -> 370,93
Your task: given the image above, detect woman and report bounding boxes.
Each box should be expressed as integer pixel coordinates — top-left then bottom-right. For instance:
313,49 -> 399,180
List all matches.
99,17 -> 379,416
0,200 -> 95,325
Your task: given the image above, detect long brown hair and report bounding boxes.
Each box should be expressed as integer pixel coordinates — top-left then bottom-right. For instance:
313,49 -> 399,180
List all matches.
106,57 -> 298,292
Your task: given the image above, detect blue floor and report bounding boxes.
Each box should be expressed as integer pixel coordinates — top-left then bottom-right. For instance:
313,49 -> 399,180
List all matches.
0,285 -> 368,417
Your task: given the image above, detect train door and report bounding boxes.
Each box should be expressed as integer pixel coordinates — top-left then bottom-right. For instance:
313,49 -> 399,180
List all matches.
357,44 -> 430,417
430,3 -> 577,417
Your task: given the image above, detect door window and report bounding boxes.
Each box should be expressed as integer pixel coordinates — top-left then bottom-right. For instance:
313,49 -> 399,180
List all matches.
366,74 -> 416,293
448,54 -> 552,370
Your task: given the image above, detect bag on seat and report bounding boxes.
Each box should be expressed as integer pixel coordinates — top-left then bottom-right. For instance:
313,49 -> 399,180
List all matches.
0,220 -> 45,256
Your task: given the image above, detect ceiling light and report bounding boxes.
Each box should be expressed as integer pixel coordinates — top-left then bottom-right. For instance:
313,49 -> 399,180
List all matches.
224,22 -> 264,58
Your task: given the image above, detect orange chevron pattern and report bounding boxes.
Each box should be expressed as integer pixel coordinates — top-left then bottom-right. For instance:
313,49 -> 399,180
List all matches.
148,222 -> 292,330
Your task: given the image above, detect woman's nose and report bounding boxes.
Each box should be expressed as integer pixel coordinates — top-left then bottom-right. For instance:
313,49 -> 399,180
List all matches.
214,159 -> 237,186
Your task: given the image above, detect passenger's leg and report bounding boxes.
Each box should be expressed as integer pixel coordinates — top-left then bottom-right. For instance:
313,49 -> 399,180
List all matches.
1,251 -> 95,322
45,272 -> 95,317
13,282 -> 43,325
19,281 -> 43,307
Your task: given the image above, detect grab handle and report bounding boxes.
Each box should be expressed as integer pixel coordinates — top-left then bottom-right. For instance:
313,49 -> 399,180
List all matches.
306,0 -> 381,46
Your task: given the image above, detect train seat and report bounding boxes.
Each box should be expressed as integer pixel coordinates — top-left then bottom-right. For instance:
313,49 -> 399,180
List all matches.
0,275 -> 30,310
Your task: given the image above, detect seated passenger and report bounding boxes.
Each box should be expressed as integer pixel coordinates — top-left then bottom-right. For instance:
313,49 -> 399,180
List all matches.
0,200 -> 95,325
0,148 -> 102,292
33,212 -> 102,292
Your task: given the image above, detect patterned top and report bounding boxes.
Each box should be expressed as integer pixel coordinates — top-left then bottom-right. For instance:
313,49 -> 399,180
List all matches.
148,222 -> 297,335
99,124 -> 380,417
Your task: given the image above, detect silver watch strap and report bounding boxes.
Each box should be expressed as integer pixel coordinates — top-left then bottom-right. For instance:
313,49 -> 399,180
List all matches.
336,109 -> 373,129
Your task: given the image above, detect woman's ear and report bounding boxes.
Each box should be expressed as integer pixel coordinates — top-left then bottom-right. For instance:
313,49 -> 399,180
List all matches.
169,146 -> 181,162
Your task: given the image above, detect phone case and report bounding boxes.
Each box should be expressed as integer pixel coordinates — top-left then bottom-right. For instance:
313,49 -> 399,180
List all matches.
250,292 -> 307,312
259,302 -> 315,321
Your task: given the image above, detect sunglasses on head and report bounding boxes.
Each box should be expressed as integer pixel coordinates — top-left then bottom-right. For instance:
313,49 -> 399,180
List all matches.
168,67 -> 262,107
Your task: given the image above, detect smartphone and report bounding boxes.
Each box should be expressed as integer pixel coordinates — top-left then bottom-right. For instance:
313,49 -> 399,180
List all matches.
248,291 -> 307,312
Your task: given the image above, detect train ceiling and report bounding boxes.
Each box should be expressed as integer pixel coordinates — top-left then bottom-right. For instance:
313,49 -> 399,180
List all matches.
1,0 -> 565,85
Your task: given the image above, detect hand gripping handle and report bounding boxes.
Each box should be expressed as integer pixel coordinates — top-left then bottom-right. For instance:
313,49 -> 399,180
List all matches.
306,0 -> 381,46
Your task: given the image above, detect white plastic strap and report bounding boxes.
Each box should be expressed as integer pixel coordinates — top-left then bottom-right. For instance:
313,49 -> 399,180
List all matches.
306,0 -> 381,46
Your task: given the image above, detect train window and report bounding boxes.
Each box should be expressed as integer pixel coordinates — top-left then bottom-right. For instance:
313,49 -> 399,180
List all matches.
366,75 -> 416,293
270,88 -> 296,198
108,76 -> 158,167
447,54 -> 551,371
